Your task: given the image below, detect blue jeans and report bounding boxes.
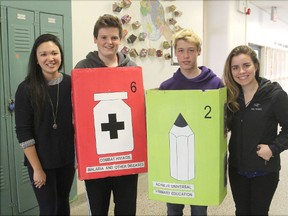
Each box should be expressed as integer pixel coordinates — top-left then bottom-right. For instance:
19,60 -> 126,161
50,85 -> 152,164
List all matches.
167,203 -> 207,216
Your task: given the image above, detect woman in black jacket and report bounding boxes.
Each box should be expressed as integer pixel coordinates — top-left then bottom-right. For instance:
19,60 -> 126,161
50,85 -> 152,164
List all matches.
15,34 -> 75,215
223,45 -> 288,215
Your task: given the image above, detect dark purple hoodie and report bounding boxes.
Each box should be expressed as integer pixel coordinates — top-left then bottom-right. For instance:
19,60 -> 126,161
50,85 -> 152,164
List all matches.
159,66 -> 223,90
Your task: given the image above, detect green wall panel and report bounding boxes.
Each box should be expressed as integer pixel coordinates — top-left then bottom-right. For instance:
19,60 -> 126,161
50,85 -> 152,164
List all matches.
0,1 -> 75,215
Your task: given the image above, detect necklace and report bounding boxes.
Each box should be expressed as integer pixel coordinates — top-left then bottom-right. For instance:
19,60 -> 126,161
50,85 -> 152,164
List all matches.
48,80 -> 60,129
245,100 -> 251,107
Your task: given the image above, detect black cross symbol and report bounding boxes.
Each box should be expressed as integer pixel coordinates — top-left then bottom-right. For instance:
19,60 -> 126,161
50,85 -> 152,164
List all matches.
101,113 -> 125,139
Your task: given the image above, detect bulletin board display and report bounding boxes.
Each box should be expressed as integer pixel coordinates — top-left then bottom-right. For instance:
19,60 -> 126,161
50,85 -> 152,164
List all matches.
72,67 -> 147,180
146,88 -> 227,205
71,0 -> 204,89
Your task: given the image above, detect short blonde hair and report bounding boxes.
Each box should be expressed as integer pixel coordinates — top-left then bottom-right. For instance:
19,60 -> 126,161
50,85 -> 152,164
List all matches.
173,29 -> 202,51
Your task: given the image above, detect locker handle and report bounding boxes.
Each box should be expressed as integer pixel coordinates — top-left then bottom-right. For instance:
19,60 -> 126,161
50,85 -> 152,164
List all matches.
8,99 -> 15,112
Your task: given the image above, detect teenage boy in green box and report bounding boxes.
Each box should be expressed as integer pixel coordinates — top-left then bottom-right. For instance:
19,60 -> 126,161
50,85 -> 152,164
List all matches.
159,29 -> 223,216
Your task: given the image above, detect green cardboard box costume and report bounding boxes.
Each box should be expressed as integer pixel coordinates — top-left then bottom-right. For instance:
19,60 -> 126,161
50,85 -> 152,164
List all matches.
146,88 -> 227,205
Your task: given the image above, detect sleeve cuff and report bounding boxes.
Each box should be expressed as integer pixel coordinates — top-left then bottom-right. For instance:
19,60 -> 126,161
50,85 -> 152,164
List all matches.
268,145 -> 278,157
20,139 -> 35,149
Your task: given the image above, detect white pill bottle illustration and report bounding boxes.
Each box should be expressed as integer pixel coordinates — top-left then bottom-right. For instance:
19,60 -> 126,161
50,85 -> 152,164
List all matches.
93,92 -> 134,154
169,113 -> 195,181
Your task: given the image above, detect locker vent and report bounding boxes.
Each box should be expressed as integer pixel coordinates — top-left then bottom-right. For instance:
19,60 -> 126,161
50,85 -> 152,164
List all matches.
21,162 -> 30,183
0,166 -> 5,190
14,27 -> 32,52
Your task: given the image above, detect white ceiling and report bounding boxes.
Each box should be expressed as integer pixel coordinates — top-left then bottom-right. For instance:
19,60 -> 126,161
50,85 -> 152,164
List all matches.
250,0 -> 288,24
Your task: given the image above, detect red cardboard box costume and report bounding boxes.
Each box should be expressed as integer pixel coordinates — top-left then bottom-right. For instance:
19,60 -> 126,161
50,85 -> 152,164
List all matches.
72,67 -> 147,180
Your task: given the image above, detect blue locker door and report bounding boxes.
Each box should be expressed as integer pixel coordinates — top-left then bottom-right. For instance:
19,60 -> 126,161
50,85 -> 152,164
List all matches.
7,7 -> 38,213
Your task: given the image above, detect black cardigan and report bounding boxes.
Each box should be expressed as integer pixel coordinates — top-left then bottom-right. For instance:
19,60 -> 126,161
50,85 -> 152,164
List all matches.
15,73 -> 75,169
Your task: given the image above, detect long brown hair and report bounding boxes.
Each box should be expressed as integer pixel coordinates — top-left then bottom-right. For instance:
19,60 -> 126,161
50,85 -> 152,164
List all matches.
223,45 -> 260,113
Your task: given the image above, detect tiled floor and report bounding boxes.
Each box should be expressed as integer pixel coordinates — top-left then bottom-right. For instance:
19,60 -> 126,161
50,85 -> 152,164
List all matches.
71,151 -> 288,215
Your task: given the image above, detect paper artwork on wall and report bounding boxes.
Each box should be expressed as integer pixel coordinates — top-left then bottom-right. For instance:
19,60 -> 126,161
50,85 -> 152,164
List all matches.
140,48 -> 148,57
127,34 -> 137,44
111,0 -> 185,61
120,46 -> 130,55
129,48 -> 139,57
121,14 -> 132,24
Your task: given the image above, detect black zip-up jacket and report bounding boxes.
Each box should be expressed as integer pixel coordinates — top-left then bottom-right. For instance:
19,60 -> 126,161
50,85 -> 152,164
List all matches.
228,77 -> 288,173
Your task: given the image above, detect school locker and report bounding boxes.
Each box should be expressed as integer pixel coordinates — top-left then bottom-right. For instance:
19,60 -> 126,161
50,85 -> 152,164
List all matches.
0,1 -> 74,215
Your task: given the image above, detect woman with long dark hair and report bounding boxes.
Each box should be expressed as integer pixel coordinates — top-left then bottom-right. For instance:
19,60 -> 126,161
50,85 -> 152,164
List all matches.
15,33 -> 75,215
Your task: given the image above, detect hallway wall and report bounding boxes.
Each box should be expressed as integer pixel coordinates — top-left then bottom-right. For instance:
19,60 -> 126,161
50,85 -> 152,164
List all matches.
71,1 -> 288,88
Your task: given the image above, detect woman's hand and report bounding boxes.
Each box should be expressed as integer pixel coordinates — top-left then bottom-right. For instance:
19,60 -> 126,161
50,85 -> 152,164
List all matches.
33,168 -> 46,189
257,144 -> 273,162
23,145 -> 46,189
